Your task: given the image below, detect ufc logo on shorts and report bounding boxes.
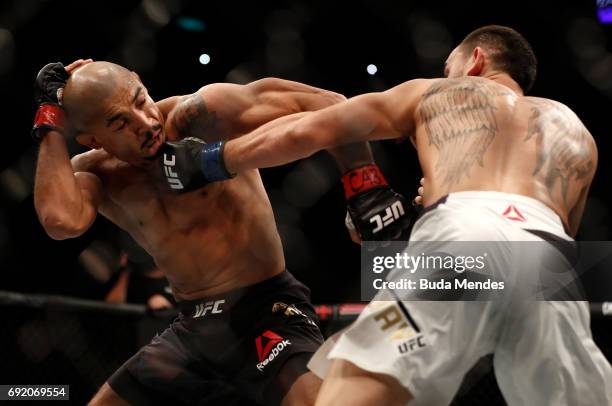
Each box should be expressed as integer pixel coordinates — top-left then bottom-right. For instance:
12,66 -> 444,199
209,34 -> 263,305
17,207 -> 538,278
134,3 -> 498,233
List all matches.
370,201 -> 405,234
398,335 -> 426,354
163,154 -> 184,190
194,300 -> 225,318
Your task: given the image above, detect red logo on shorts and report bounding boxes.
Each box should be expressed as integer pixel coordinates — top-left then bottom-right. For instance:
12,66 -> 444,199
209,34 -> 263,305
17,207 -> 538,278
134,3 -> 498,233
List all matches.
502,205 -> 526,222
255,330 -> 283,362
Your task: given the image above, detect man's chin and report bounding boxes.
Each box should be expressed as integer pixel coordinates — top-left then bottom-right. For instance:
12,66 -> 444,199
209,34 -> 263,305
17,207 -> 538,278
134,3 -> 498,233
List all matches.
144,147 -> 163,161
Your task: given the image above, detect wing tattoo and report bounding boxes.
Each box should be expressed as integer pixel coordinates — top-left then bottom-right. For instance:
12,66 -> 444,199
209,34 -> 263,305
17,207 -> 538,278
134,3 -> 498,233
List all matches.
419,79 -> 499,187
524,99 -> 593,202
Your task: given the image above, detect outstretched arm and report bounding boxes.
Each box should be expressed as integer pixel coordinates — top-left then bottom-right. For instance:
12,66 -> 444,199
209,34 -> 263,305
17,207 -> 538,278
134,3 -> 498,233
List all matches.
167,78 -> 347,142
223,79 -> 430,174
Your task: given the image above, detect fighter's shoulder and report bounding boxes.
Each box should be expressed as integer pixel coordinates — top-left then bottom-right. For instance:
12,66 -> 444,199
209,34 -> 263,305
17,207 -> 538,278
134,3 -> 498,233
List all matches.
168,79 -> 293,113
523,96 -> 574,113
385,78 -> 436,95
71,149 -> 113,175
377,79 -> 435,111
414,76 -> 507,96
155,95 -> 184,118
164,89 -> 222,141
524,96 -> 591,130
524,96 -> 597,154
165,84 -> 241,120
383,78 -> 484,110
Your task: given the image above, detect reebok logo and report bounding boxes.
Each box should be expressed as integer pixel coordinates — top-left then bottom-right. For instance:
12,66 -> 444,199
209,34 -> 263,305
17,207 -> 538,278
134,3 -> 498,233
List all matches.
370,201 -> 405,234
502,205 -> 526,222
163,153 -> 184,190
255,330 -> 291,371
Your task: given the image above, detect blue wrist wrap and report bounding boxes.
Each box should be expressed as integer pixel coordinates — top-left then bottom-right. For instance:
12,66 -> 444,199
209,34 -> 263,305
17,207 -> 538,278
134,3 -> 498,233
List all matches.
200,141 -> 235,181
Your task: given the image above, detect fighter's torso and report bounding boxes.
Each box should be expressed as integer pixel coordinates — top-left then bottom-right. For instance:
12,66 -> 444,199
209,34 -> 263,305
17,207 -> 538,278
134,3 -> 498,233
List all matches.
414,77 -> 596,229
77,96 -> 285,300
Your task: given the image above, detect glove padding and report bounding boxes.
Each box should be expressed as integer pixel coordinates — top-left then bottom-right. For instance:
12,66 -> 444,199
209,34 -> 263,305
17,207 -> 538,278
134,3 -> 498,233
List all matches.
347,187 -> 417,241
160,138 -> 234,192
31,62 -> 69,141
343,164 -> 417,241
34,62 -> 69,105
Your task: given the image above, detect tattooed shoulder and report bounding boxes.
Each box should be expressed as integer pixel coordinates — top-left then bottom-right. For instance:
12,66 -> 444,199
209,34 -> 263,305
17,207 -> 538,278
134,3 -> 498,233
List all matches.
171,93 -> 219,140
523,97 -> 594,202
418,78 -> 501,187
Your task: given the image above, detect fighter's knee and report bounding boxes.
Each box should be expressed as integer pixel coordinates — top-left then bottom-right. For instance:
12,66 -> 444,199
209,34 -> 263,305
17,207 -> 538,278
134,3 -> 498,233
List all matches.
88,383 -> 129,406
282,372 -> 322,406
316,360 -> 411,406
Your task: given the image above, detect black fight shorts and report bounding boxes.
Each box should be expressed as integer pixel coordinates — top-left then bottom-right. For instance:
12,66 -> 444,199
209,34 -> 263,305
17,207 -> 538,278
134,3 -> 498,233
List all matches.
108,271 -> 323,405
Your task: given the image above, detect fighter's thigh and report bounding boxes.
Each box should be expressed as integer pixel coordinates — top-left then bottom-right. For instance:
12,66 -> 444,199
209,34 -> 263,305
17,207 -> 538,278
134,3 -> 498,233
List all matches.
324,300 -> 498,405
315,359 -> 411,406
495,301 -> 612,405
88,382 -> 130,406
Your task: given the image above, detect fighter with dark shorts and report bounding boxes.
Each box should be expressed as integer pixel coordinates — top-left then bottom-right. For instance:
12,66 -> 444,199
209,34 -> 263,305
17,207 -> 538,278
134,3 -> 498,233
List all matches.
31,60 -> 413,405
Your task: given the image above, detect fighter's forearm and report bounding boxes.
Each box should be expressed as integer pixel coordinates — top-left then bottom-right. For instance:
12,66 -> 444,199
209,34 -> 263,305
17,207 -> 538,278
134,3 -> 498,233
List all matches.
34,131 -> 88,237
296,88 -> 346,112
328,142 -> 374,173
224,112 -> 328,174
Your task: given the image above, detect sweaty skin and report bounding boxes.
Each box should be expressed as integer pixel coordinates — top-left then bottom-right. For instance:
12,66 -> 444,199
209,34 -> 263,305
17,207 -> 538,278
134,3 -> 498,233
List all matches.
224,51 -> 597,238
34,61 -> 363,405
219,43 -> 599,406
34,61 -> 350,302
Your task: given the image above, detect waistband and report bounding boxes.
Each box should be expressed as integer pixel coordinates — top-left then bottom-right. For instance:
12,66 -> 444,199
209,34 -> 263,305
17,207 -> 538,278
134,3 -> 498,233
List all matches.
419,191 -> 571,238
177,270 -> 307,317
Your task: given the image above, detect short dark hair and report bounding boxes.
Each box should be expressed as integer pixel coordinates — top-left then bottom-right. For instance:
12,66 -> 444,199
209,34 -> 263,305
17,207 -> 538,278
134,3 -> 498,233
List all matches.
461,25 -> 537,93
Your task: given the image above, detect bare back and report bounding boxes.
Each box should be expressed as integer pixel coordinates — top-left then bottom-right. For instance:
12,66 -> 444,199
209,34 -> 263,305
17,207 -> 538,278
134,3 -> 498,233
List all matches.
413,77 -> 597,235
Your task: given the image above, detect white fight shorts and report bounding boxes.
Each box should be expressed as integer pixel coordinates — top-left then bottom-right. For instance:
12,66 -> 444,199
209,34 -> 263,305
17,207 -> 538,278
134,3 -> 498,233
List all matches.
309,191 -> 612,406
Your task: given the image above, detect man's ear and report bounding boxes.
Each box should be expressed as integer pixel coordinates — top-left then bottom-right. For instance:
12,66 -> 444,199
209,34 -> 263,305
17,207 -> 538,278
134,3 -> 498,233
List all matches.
466,46 -> 486,77
75,132 -> 102,149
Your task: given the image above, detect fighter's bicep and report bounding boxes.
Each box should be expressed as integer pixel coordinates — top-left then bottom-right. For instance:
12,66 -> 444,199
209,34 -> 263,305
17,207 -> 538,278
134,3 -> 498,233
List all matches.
303,93 -> 400,148
382,79 -> 433,136
74,171 -> 104,230
321,79 -> 432,146
168,92 -> 221,140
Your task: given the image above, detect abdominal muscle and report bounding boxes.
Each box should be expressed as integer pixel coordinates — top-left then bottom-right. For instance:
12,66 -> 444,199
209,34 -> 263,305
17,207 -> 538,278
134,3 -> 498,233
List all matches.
154,226 -> 285,300
104,169 -> 286,301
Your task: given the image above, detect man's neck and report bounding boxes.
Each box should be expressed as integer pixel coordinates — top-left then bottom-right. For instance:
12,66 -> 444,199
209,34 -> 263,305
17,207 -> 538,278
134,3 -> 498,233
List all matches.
482,71 -> 524,95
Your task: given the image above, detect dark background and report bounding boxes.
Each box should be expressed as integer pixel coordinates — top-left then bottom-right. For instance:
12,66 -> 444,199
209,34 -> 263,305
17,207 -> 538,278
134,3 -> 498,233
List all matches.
0,0 -> 611,305
0,1 -> 611,404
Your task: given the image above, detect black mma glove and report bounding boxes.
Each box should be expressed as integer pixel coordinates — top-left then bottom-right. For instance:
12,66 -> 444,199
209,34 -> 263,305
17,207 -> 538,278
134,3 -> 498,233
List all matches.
160,138 -> 235,192
31,62 -> 69,141
343,164 -> 417,241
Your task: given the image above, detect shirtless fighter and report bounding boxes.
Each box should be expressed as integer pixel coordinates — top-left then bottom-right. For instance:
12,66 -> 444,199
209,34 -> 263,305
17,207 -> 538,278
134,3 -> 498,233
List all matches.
31,60 -> 413,405
168,25 -> 612,405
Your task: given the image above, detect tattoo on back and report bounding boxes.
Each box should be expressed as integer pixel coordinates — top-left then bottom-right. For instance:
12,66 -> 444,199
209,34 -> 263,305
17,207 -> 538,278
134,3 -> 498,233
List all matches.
524,99 -> 593,203
173,94 -> 218,140
419,79 -> 500,187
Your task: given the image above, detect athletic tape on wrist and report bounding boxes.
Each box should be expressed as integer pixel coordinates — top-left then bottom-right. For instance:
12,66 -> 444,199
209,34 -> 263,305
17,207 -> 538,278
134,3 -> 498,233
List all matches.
32,103 -> 67,140
341,164 -> 388,199
200,141 -> 236,182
